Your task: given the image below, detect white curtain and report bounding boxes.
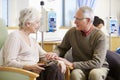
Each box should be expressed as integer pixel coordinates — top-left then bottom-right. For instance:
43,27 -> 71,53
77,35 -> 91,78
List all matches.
77,0 -> 97,9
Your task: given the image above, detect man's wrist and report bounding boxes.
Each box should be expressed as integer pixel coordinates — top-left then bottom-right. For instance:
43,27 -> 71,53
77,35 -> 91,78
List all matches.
72,63 -> 74,68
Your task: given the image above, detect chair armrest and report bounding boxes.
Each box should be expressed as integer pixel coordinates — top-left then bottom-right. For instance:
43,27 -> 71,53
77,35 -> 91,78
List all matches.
0,66 -> 39,80
65,66 -> 73,80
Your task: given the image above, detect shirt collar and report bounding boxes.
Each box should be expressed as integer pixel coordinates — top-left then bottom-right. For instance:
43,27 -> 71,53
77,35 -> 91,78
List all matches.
81,25 -> 95,36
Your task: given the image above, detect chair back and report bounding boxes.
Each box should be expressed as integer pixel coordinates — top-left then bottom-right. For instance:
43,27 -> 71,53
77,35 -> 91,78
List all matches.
0,19 -> 39,80
0,18 -> 8,65
64,49 -> 73,62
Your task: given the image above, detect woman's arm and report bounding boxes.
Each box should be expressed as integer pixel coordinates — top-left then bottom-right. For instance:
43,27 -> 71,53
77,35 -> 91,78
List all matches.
3,33 -> 23,68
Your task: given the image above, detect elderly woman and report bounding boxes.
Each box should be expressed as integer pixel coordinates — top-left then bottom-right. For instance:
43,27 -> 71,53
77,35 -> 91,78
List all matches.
2,7 -> 64,80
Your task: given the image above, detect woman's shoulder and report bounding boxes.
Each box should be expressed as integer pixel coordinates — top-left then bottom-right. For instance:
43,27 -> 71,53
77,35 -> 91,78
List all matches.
8,30 -> 20,38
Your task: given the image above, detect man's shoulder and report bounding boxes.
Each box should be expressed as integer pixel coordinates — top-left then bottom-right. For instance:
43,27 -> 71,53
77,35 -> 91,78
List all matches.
93,28 -> 105,36
65,27 -> 76,36
68,27 -> 76,32
92,28 -> 106,40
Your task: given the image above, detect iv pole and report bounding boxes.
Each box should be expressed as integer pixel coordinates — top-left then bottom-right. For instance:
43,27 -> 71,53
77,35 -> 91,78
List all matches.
40,1 -> 45,48
109,0 -> 111,50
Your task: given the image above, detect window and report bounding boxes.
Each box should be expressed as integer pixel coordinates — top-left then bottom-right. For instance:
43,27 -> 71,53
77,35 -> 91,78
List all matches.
62,0 -> 77,27
2,0 -> 8,26
62,0 -> 97,27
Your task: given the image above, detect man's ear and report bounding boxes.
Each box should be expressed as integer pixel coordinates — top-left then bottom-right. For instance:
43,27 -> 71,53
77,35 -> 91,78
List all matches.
85,18 -> 91,24
86,18 -> 90,23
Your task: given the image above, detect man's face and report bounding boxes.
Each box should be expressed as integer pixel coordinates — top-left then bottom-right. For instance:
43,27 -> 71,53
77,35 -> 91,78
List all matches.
74,10 -> 90,31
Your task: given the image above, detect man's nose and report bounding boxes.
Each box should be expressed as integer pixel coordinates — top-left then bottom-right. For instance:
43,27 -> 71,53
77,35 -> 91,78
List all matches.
74,19 -> 78,24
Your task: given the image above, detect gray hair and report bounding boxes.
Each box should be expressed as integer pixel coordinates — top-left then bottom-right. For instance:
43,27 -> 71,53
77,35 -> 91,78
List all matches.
79,6 -> 94,23
19,7 -> 41,29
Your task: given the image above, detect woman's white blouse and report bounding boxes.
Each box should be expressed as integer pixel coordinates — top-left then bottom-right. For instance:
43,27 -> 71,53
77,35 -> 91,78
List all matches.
3,31 -> 46,68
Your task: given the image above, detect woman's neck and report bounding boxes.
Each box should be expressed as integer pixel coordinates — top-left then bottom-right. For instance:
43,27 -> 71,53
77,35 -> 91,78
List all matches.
20,29 -> 30,37
19,29 -> 31,46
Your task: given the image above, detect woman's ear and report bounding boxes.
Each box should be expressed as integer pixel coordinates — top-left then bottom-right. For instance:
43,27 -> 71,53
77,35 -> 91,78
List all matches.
25,22 -> 31,27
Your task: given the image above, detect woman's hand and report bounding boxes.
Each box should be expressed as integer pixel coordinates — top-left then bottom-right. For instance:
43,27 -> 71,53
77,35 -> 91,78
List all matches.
23,63 -> 45,74
45,52 -> 58,60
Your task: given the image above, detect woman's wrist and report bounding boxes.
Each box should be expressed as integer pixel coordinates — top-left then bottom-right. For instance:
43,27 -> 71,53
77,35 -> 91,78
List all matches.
23,65 -> 31,70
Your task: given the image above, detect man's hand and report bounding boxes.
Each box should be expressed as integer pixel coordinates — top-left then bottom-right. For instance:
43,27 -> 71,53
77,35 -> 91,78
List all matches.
57,60 -> 66,73
56,57 -> 73,68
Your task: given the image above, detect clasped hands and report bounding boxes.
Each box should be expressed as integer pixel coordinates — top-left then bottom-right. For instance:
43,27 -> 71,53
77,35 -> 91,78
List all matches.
45,52 -> 73,67
45,52 -> 73,73
23,52 -> 73,74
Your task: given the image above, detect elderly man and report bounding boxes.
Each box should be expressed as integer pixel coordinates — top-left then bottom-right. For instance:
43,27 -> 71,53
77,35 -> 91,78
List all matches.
54,6 -> 109,80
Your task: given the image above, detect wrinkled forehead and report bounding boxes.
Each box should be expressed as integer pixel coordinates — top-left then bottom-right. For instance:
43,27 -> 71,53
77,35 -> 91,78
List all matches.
75,9 -> 84,18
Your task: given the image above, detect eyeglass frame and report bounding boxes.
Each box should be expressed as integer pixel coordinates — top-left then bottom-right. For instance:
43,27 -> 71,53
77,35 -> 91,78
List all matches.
74,16 -> 87,21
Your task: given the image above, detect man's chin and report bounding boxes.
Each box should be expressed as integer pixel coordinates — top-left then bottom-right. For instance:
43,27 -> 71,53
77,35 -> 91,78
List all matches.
76,27 -> 81,30
76,27 -> 78,30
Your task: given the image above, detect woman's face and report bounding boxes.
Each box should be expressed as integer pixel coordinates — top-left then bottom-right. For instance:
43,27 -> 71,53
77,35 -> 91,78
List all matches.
97,23 -> 104,29
27,20 -> 40,33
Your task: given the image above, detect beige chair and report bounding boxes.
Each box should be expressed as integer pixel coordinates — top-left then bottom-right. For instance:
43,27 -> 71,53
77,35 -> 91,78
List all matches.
65,49 -> 120,80
0,67 -> 39,80
65,66 -> 73,80
0,18 -> 39,80
64,49 -> 73,80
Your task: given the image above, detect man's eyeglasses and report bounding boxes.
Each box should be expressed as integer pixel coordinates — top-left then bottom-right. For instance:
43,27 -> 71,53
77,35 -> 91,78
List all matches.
74,16 -> 87,21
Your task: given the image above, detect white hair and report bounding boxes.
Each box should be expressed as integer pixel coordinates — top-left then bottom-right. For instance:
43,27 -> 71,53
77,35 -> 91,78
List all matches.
79,6 -> 94,23
19,7 -> 41,29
